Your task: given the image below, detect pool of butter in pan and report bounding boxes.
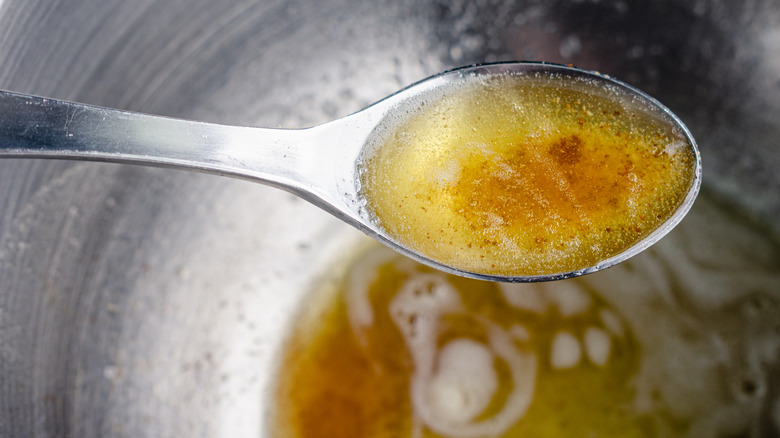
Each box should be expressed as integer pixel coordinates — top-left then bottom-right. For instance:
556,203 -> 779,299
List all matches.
269,191 -> 780,438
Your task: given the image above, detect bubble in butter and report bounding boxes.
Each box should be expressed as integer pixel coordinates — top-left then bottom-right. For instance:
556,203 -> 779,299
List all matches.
358,71 -> 698,277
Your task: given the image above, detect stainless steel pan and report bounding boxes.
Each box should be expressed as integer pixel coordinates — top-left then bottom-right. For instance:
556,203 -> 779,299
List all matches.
0,0 -> 778,436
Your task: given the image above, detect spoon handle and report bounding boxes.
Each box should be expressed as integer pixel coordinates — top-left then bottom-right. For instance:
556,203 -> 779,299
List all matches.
0,89 -> 319,191
0,89 -> 382,234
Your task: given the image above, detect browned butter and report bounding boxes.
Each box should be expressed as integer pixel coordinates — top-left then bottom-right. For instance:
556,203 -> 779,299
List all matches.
358,72 -> 697,276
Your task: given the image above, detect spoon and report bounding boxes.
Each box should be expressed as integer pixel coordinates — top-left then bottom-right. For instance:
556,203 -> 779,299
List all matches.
0,62 -> 701,282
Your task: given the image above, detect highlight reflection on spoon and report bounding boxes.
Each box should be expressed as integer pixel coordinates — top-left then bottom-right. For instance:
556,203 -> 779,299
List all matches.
0,62 -> 701,282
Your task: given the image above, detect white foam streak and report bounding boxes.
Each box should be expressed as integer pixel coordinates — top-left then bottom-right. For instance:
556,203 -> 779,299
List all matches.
550,331 -> 582,369
499,283 -> 547,313
390,272 -> 537,438
584,327 -> 611,367
425,339 -> 498,423
413,322 -> 536,438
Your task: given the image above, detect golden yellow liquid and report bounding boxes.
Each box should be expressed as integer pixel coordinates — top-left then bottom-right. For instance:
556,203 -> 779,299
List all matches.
272,246 -> 647,438
359,74 -> 697,276
271,195 -> 780,438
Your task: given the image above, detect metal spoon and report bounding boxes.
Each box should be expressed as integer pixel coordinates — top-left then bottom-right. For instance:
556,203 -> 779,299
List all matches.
0,62 -> 701,282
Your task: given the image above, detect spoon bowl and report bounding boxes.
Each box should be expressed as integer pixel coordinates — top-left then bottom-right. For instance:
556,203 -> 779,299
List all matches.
0,62 -> 701,282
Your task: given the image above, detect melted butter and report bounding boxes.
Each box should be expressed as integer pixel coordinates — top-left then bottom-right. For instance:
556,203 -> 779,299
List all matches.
359,73 -> 697,276
271,194 -> 780,438
272,246 -> 645,438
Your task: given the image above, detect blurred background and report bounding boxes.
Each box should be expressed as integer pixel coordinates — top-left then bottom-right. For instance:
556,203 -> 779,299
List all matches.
0,0 -> 778,436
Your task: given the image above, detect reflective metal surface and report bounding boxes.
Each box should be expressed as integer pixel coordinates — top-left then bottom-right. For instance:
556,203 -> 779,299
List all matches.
0,62 -> 703,283
0,0 -> 778,436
